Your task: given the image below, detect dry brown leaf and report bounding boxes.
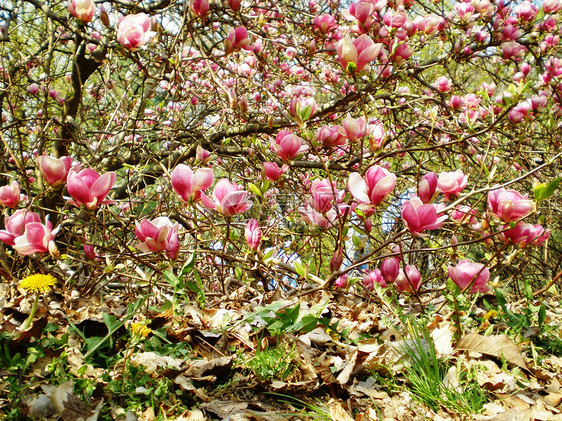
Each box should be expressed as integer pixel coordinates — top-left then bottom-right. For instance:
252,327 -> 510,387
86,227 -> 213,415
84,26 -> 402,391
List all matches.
184,355 -> 233,379
41,380 -> 103,421
431,324 -> 454,357
336,349 -> 358,385
349,377 -> 389,400
485,408 -> 530,421
25,394 -> 56,418
129,351 -> 186,374
174,408 -> 206,421
328,398 -> 354,421
200,400 -> 248,419
456,333 -> 527,369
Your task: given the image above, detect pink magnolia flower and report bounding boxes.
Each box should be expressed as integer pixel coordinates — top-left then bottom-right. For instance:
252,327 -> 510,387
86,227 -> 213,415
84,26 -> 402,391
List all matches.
452,205 -> 480,229
418,172 -> 437,204
501,25 -> 522,42
66,168 -> 116,210
543,0 -> 562,13
330,247 -> 343,272
501,42 -> 526,60
501,222 -> 549,247
313,14 -> 336,34
514,1 -> 538,21
12,216 -> 56,256
348,165 -> 396,211
363,269 -> 386,290
291,97 -> 316,122
402,197 -> 447,237
369,121 -> 386,149
135,217 -> 179,260
245,219 -> 261,251
171,165 -> 214,203
389,39 -> 413,62
201,179 -> 253,216
196,145 -> 211,164
450,95 -> 463,109
38,155 -> 74,187
349,0 -> 376,25
435,76 -> 452,93
190,0 -> 210,18
455,2 -> 475,20
508,106 -> 526,123
448,259 -> 490,293
84,241 -> 96,260
271,130 -> 309,160
414,14 -> 442,34
394,265 -> 422,293
383,9 -> 407,28
0,181 -> 20,208
336,34 -> 382,73
309,179 -> 343,214
316,125 -> 346,149
437,170 -> 468,200
68,0 -> 95,23
28,83 -> 40,95
381,257 -> 400,284
117,13 -> 154,50
335,274 -> 348,288
263,162 -> 289,181
472,0 -> 493,16
224,26 -> 252,54
298,204 -> 338,230
0,210 -> 41,246
228,0 -> 242,11
339,116 -> 375,141
487,188 -> 534,222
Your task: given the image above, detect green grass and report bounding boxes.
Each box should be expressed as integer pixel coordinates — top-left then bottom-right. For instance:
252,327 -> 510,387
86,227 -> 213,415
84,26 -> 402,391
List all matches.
400,318 -> 487,415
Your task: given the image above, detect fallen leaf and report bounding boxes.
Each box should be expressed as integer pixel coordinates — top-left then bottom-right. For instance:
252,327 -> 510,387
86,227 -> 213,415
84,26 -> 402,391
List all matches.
200,400 -> 248,419
175,408 -> 206,421
431,324 -> 454,357
456,333 -> 527,369
42,380 -> 103,421
184,355 -> 233,379
336,349 -> 358,385
129,352 -> 186,374
25,394 -> 56,418
328,398 -> 353,421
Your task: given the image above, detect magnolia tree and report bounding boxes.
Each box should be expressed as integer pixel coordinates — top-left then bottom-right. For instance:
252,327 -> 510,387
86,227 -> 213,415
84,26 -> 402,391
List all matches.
0,0 -> 560,305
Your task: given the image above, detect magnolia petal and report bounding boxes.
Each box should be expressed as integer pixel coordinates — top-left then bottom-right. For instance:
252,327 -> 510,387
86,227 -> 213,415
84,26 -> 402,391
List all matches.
348,172 -> 369,203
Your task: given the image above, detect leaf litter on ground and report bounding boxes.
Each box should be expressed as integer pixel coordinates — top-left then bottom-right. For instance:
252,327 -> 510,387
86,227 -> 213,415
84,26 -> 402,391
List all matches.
2,280 -> 562,420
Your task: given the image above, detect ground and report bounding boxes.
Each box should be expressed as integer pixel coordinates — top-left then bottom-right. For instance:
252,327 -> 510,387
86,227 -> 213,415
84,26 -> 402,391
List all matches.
1,277 -> 562,421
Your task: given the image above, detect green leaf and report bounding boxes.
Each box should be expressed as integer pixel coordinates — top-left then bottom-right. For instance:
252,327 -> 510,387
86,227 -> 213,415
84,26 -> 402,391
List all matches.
235,266 -> 243,280
84,336 -> 107,355
538,305 -> 546,329
102,313 -> 121,333
248,183 -> 262,198
524,279 -> 533,301
293,315 -> 319,333
181,254 -> 196,277
186,280 -> 200,295
534,177 -> 561,202
294,260 -> 307,278
263,247 -> 275,261
193,270 -> 206,308
261,181 -> 270,193
352,234 -> 365,250
163,270 -> 181,290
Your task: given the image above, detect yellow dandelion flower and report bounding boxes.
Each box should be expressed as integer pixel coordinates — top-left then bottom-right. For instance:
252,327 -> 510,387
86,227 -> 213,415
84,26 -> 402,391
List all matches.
483,309 -> 498,321
131,323 -> 151,339
20,274 -> 57,293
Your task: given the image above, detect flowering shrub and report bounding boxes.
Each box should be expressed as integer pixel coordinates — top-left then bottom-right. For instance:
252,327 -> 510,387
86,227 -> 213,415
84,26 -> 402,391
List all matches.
0,0 -> 559,307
